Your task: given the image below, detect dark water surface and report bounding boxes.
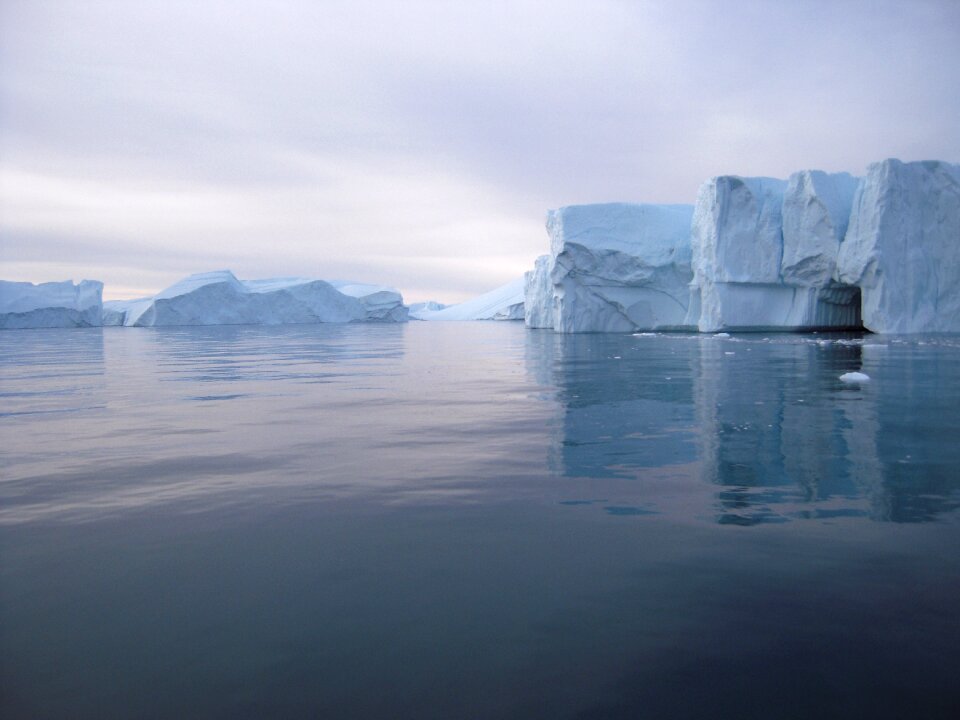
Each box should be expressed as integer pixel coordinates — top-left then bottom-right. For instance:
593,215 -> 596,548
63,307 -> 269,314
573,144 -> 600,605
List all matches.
2,322 -> 960,719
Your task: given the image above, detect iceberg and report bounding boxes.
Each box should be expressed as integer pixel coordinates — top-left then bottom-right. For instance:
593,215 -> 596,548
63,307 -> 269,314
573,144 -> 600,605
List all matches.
837,159 -> 960,333
689,173 -> 861,331
415,278 -> 524,321
0,279 -> 103,329
547,203 -> 695,333
105,270 -> 407,327
408,301 -> 448,318
327,281 -> 409,322
524,255 -> 555,329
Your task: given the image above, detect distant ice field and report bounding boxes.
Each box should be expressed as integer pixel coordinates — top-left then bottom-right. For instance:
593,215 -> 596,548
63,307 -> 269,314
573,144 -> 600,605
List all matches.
2,322 -> 960,719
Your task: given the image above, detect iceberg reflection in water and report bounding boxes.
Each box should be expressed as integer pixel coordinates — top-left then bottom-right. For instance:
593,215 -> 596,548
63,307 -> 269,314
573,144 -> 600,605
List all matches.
530,329 -> 960,525
2,323 -> 960,718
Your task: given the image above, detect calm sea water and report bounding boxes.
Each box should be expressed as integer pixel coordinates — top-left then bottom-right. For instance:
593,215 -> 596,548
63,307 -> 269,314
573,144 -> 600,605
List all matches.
2,322 -> 960,719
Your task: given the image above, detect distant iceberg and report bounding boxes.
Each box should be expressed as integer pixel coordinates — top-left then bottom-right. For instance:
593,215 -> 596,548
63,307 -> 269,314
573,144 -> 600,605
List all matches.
103,270 -> 407,327
408,301 -> 448,318
415,278 -> 524,321
0,279 -> 103,329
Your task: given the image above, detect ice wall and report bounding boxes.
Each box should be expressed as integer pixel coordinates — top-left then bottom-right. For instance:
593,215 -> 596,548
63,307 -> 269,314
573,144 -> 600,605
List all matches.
687,173 -> 862,332
0,279 -> 103,329
524,255 -> 555,329
838,159 -> 960,333
546,203 -> 695,333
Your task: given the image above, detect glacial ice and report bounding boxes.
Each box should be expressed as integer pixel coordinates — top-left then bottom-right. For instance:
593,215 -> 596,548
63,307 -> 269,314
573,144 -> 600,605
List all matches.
104,270 -> 407,327
687,172 -> 862,331
0,279 -> 103,329
415,278 -> 525,321
838,159 -> 960,333
524,255 -> 555,329
546,203 -> 695,332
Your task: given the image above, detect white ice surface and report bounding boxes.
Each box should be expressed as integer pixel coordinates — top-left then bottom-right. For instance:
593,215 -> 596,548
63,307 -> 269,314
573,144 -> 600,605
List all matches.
839,371 -> 870,383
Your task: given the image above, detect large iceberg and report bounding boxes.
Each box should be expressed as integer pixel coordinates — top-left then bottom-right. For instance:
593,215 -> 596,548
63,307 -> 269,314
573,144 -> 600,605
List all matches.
837,159 -> 960,333
415,278 -> 524,321
546,203 -> 695,332
688,173 -> 861,331
103,270 -> 407,327
0,279 -> 103,329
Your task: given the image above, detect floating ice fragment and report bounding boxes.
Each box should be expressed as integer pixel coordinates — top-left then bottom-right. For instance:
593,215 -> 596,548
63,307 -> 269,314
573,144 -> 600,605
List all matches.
715,332 -> 731,337
839,371 -> 871,383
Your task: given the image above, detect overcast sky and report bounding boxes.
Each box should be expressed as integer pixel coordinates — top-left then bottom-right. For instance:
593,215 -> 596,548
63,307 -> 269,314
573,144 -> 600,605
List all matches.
2,0 -> 958,302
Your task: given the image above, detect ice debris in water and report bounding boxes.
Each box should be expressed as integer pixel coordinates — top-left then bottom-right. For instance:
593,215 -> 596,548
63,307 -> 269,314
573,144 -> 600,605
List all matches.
839,371 -> 871,383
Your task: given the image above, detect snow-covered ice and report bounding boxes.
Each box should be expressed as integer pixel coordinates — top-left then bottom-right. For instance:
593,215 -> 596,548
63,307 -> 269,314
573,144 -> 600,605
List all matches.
415,278 -> 525,321
838,159 -> 960,333
546,203 -> 695,332
104,270 -> 407,327
0,279 -> 103,329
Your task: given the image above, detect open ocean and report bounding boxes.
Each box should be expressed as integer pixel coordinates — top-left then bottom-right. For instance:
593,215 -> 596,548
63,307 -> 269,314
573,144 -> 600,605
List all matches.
2,322 -> 959,719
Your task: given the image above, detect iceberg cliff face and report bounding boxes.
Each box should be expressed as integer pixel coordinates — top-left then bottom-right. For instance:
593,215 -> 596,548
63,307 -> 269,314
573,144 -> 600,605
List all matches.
416,278 -> 524,321
688,173 -> 861,331
524,255 -> 555,329
838,159 -> 960,333
106,271 -> 407,327
781,170 -> 859,287
0,279 -> 103,329
547,203 -> 695,333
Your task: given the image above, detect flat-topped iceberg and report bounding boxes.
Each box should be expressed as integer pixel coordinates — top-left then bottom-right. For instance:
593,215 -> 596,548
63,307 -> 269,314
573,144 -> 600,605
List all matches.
838,159 -> 960,333
543,203 -> 695,332
415,278 -> 524,321
0,279 -> 103,329
103,271 -> 407,327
